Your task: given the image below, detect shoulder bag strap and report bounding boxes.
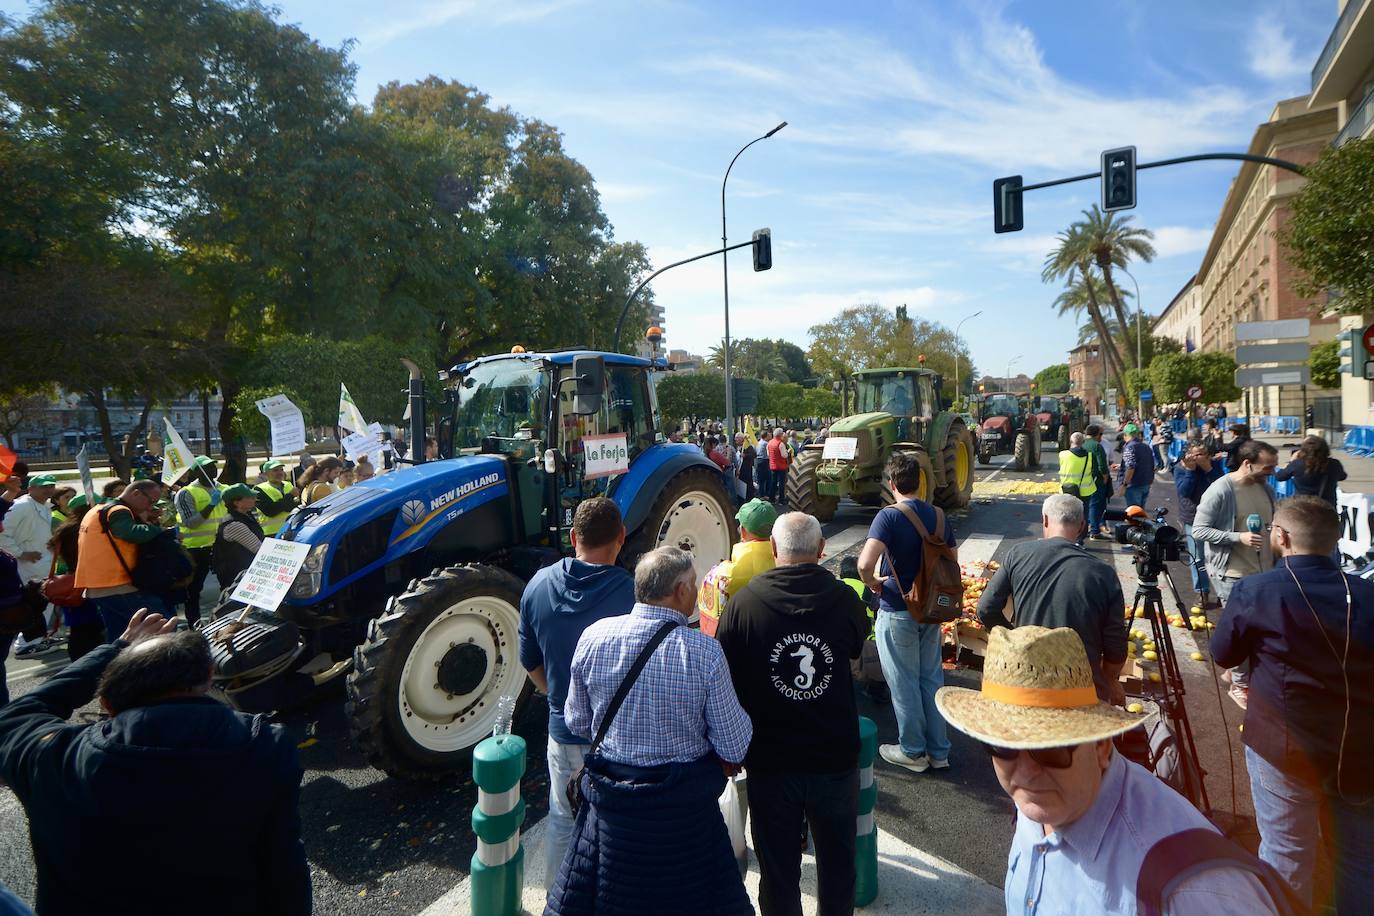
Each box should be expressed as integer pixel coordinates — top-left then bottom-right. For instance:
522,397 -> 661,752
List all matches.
99,505 -> 139,581
589,620 -> 678,754
895,499 -> 942,545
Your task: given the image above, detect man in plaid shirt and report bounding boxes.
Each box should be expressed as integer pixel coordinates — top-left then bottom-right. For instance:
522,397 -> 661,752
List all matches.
549,548 -> 753,914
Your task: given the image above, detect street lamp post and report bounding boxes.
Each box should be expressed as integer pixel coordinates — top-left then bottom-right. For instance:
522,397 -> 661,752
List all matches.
953,310 -> 983,402
1119,266 -> 1144,419
722,121 -> 787,435
1005,355 -> 1022,391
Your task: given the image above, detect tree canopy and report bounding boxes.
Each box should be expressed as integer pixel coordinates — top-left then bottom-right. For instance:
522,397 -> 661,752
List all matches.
1284,137 -> 1374,315
806,304 -> 973,390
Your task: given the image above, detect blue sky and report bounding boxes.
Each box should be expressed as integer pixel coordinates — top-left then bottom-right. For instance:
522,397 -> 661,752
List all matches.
4,0 -> 1336,379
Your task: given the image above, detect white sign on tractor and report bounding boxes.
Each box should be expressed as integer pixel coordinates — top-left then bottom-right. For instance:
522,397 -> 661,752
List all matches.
822,437 -> 859,460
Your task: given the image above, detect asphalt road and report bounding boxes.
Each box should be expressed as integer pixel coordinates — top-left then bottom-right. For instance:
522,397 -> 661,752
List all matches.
1,441 -> 1254,913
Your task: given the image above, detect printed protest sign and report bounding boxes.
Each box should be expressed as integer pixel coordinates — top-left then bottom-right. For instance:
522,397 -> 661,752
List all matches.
255,394 -> 307,454
583,433 -> 630,479
229,537 -> 312,612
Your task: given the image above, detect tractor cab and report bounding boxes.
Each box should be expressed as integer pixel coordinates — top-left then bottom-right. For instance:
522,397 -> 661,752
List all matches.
853,369 -> 938,442
1036,395 -> 1062,431
972,392 -> 1041,470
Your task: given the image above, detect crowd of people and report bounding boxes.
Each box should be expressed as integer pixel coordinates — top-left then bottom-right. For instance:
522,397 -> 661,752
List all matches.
675,421 -> 830,506
2,408 -> 1371,914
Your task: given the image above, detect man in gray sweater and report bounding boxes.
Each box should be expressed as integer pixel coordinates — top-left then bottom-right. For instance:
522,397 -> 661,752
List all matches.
1191,438 -> 1278,708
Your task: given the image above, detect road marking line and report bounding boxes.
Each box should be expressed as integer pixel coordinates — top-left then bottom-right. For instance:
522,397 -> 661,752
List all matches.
418,813 -> 1003,916
957,534 -> 1003,568
821,523 -> 870,559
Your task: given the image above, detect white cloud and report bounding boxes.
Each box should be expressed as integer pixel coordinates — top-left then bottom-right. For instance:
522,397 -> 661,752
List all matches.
1246,22 -> 1308,81
1152,225 -> 1215,258
361,0 -> 580,47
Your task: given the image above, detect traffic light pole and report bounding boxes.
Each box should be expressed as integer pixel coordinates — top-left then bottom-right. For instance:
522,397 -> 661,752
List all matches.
995,152 -> 1307,232
612,239 -> 761,355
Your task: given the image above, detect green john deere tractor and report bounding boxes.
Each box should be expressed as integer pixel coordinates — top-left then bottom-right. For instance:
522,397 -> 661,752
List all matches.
785,367 -> 975,521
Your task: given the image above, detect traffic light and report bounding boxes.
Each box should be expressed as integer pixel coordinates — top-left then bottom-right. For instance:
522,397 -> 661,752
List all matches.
1341,328 -> 1367,379
752,228 -> 772,272
1101,146 -> 1137,212
993,175 -> 1024,233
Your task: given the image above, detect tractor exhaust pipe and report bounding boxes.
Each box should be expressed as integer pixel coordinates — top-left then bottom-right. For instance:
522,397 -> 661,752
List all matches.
400,358 -> 426,465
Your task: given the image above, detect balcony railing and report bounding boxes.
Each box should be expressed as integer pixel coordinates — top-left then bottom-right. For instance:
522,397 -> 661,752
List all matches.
1313,0 -> 1368,93
1336,86 -> 1374,146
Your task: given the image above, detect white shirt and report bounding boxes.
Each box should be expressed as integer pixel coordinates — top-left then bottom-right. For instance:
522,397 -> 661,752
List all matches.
0,494 -> 54,582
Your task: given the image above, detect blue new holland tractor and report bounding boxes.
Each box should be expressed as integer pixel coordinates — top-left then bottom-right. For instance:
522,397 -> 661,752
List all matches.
208,349 -> 736,780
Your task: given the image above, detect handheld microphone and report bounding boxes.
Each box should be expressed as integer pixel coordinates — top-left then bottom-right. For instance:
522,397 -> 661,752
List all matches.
1247,513 -> 1263,561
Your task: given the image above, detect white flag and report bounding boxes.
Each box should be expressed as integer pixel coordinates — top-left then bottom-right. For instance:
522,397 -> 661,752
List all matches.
339,383 -> 368,434
75,444 -> 96,505
163,418 -> 196,482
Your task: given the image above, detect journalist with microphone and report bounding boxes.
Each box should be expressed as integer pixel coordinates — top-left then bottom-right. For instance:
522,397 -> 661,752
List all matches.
1212,496 -> 1374,912
1191,439 -> 1278,709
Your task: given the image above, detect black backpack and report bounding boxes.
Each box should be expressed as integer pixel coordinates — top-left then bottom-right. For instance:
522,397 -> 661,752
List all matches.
1136,828 -> 1309,915
101,508 -> 194,594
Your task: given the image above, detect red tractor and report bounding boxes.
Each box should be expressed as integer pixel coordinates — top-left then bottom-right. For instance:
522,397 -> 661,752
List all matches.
972,392 -> 1041,471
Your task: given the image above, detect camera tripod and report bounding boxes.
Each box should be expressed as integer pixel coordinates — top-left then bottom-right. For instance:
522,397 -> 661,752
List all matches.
1127,560 -> 1211,815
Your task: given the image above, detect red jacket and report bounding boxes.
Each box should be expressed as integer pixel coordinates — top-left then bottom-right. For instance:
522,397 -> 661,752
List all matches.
767,437 -> 790,471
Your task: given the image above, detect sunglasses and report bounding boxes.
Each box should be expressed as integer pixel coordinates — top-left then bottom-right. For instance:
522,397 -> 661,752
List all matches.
981,742 -> 1078,769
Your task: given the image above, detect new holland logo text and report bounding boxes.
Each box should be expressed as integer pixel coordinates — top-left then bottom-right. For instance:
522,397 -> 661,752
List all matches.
429,472 -> 502,514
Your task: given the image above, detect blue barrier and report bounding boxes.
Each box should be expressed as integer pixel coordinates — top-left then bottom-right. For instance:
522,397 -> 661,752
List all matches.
1270,476 -> 1295,499
1345,427 -> 1374,458
1276,417 -> 1301,435
1170,419 -> 1188,434
1168,439 -> 1187,463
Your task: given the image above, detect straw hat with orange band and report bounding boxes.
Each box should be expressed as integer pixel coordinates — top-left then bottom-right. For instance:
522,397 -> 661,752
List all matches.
936,626 -> 1146,749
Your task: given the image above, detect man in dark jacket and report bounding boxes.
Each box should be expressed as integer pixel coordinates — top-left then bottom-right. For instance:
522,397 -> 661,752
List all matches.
718,512 -> 869,916
1212,496 -> 1374,912
0,610 -> 311,916
517,497 -> 634,891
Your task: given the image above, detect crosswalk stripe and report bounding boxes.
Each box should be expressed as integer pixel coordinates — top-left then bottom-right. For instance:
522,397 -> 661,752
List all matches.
958,533 -> 1003,567
821,524 -> 869,559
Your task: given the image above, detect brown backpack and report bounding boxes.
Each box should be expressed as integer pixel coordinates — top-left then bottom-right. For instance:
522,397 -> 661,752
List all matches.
885,502 -> 963,624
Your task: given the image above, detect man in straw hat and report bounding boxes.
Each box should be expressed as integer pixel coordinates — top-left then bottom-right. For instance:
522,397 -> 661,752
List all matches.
937,626 -> 1272,913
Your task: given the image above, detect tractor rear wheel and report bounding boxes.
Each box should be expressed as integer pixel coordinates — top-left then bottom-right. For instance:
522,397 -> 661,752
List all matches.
933,422 -> 975,510
977,444 -> 994,466
1057,425 -> 1069,451
346,564 -> 530,782
623,467 -> 736,584
880,448 -> 935,505
1013,432 -> 1031,471
786,448 -> 839,521
1030,427 -> 1043,469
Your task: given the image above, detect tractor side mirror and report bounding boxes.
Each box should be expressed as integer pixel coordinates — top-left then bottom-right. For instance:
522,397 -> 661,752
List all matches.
573,356 -> 605,416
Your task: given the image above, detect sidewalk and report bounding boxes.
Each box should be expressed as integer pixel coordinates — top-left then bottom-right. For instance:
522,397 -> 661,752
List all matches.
419,815 -> 1004,916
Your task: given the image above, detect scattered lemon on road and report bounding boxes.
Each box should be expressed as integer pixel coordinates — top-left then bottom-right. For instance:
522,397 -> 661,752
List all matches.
1126,703 -> 1144,713
1190,651 -> 1204,661
1143,650 -> 1158,661
1149,673 -> 1162,682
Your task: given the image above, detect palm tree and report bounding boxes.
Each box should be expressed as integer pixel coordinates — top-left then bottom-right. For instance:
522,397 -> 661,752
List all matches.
1044,231 -> 1127,391
1077,205 -> 1156,366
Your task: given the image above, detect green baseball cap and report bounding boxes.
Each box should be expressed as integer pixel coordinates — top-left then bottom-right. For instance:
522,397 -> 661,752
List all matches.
67,493 -> 89,511
735,499 -> 778,537
28,474 -> 57,487
193,455 -> 216,468
1123,423 -> 1141,434
221,483 -> 256,503
261,459 -> 285,471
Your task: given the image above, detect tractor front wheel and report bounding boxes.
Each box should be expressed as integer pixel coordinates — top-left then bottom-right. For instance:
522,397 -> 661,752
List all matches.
1013,432 -> 1031,471
623,467 -> 736,584
1057,425 -> 1069,451
346,564 -> 530,782
933,423 -> 975,510
1030,427 -> 1043,469
786,448 -> 839,522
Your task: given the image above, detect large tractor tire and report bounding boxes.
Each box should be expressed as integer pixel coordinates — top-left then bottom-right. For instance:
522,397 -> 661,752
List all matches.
786,448 -> 839,522
933,422 -> 975,510
1030,427 -> 1043,469
1013,432 -> 1031,471
880,448 -> 935,506
623,466 -> 736,584
346,564 -> 531,782
1057,424 -> 1069,451
977,442 -> 994,467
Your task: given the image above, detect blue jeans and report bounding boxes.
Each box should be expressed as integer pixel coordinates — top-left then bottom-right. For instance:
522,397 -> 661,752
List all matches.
756,459 -> 773,499
1123,484 -> 1151,511
544,738 -> 588,892
874,611 -> 950,761
1087,488 -> 1107,534
1247,746 -> 1374,910
1184,524 -> 1211,594
91,591 -> 166,642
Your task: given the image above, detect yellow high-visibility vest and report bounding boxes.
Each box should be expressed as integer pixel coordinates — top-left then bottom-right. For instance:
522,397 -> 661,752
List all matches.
1057,449 -> 1098,498
255,480 -> 296,536
181,482 -> 227,548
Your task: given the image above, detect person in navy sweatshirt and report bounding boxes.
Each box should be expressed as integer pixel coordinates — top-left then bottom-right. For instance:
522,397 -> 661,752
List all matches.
518,497 -> 635,891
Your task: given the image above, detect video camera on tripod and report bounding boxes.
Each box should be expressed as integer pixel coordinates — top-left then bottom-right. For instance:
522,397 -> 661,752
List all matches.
1107,505 -> 1184,570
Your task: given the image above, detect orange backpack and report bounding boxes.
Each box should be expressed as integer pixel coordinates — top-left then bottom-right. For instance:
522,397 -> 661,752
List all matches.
886,502 -> 963,624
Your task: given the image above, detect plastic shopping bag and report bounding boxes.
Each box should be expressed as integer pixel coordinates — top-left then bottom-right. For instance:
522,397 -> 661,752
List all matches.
719,774 -> 748,876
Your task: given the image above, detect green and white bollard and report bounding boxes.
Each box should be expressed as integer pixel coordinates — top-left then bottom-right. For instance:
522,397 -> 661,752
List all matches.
470,733 -> 527,916
855,716 -> 878,907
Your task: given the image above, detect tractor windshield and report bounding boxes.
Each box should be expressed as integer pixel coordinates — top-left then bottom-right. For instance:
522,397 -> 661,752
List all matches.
453,360 -> 548,450
1038,396 -> 1060,414
856,377 -> 919,416
984,395 -> 1020,418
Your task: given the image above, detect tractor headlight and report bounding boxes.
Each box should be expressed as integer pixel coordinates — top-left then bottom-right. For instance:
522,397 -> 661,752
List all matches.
289,543 -> 331,599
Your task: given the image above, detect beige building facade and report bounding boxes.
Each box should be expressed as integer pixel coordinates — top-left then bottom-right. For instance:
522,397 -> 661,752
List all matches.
1195,97 -> 1339,418
1154,275 -> 1202,353
1068,344 -> 1108,409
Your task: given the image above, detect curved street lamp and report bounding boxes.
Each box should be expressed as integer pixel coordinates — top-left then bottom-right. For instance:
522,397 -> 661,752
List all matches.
1005,354 -> 1022,391
1118,266 -> 1144,418
722,121 -> 787,434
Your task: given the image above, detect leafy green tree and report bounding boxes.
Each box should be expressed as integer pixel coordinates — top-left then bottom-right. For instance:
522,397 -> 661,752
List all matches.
0,385 -> 54,450
759,382 -> 807,419
1033,364 -> 1071,394
1044,231 -> 1127,390
1310,338 -> 1340,390
1075,205 -> 1156,364
1284,138 -> 1374,315
229,385 -> 313,445
1148,351 -> 1240,405
806,304 -> 972,388
1124,368 -> 1152,403
801,387 -> 841,417
654,372 -> 724,428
